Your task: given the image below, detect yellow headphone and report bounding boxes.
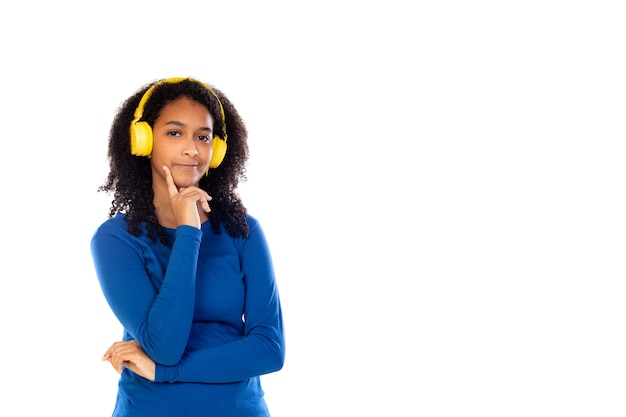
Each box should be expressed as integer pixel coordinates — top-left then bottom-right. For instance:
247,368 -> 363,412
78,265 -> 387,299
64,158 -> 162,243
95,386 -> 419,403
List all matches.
130,77 -> 228,168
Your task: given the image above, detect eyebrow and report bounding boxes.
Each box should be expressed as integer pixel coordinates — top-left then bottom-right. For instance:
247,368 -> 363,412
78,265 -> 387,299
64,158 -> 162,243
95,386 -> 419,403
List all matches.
164,120 -> 213,133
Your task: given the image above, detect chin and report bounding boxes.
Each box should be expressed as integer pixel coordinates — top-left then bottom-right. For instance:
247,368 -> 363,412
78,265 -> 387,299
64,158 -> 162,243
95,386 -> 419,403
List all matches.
173,174 -> 202,188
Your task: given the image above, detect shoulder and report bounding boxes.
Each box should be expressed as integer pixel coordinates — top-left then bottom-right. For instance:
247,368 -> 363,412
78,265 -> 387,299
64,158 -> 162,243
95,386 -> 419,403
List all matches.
93,213 -> 129,236
245,213 -> 270,239
243,213 -> 272,246
91,213 -> 159,262
245,213 -> 260,230
91,213 -> 142,247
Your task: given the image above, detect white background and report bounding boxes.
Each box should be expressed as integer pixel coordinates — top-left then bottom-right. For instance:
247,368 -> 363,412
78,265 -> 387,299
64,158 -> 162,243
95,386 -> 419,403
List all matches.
1,1 -> 625,416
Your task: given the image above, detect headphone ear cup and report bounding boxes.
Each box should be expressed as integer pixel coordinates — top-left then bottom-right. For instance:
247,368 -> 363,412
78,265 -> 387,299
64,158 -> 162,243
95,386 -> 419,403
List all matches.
209,137 -> 227,168
130,121 -> 153,156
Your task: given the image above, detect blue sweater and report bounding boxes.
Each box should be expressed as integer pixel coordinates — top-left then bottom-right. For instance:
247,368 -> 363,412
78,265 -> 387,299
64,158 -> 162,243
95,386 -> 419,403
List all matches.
91,213 -> 285,417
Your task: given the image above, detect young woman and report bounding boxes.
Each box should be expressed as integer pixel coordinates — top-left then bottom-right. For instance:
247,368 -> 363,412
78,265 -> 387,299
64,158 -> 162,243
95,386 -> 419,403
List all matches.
91,77 -> 285,417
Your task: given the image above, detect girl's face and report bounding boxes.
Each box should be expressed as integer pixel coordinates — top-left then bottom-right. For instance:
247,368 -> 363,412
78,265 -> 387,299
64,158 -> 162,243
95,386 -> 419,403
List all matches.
149,96 -> 215,189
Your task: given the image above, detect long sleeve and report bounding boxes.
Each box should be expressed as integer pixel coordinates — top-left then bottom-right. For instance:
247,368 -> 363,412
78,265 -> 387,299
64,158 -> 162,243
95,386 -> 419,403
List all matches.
155,217 -> 286,383
91,214 -> 202,365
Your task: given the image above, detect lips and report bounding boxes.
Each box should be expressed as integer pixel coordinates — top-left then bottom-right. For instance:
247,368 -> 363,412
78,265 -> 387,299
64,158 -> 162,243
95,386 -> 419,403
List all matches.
174,163 -> 199,169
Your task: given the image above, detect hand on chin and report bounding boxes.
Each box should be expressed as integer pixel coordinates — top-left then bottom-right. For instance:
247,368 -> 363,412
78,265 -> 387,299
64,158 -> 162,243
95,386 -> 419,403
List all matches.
167,165 -> 201,186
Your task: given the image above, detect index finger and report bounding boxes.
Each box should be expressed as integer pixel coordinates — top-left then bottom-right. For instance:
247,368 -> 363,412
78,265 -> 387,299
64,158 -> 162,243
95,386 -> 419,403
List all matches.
162,165 -> 179,198
102,341 -> 121,361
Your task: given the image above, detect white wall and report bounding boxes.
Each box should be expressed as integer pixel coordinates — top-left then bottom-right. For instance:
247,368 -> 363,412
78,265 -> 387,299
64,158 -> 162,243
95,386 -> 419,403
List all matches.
1,1 -> 625,416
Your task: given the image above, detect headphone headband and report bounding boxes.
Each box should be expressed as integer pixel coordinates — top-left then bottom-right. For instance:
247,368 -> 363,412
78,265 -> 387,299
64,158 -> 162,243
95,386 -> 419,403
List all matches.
133,77 -> 227,142
129,77 -> 228,168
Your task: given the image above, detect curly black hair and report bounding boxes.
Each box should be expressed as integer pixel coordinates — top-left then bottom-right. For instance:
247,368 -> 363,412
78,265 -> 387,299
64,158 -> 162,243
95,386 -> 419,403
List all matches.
99,78 -> 249,244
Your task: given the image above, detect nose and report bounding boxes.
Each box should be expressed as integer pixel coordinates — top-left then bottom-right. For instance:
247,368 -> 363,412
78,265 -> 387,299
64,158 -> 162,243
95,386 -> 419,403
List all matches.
182,137 -> 198,156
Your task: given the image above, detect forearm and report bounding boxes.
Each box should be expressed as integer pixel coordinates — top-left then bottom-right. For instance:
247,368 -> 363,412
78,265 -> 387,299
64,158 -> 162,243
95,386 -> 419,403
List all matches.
155,330 -> 285,383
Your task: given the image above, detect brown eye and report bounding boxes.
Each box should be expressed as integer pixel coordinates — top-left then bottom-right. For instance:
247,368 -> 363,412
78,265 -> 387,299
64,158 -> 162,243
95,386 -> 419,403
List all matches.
198,135 -> 213,143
